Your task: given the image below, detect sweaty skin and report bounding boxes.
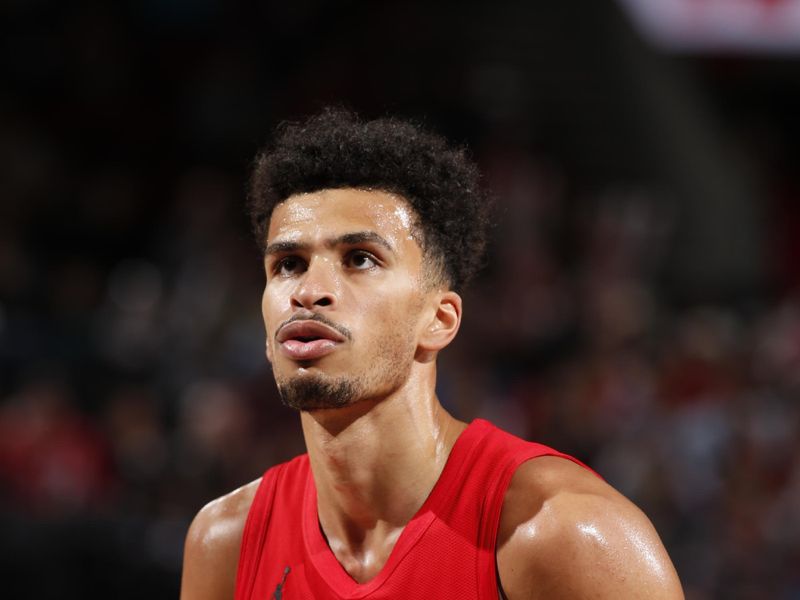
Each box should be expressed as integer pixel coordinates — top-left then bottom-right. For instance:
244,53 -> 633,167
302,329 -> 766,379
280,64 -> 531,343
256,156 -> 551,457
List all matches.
180,188 -> 684,600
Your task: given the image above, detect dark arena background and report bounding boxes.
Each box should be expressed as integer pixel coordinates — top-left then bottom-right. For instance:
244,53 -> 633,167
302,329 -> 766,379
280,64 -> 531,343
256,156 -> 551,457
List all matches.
2,1 -> 800,598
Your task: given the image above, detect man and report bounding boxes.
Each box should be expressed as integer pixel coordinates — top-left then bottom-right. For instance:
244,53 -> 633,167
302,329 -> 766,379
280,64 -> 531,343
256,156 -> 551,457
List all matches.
181,109 -> 684,599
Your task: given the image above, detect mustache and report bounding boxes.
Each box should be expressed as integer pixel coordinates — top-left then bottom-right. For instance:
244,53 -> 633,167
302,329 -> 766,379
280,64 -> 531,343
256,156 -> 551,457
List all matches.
275,311 -> 353,342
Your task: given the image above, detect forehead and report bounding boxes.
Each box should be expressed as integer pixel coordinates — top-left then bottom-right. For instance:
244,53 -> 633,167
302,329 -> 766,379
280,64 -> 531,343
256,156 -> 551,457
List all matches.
267,188 -> 418,245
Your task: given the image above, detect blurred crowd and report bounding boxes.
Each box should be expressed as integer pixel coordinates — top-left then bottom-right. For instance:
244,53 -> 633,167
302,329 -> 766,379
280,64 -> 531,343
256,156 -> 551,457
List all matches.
2,145 -> 799,599
2,1 -> 800,599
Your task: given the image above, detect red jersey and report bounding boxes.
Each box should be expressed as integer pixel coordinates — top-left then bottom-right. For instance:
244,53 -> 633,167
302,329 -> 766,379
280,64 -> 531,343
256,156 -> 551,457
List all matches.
235,419 -> 590,599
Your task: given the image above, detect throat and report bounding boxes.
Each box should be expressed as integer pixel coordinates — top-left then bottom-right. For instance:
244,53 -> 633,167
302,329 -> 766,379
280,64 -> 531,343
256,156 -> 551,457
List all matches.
323,522 -> 405,583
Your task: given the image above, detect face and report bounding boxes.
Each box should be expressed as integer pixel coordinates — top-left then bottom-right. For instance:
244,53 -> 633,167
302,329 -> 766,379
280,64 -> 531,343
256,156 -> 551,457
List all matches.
261,188 -> 433,411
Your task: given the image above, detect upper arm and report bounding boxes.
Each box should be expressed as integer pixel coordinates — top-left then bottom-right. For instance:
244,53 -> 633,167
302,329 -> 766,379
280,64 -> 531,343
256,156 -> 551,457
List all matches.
497,457 -> 684,600
180,480 -> 260,600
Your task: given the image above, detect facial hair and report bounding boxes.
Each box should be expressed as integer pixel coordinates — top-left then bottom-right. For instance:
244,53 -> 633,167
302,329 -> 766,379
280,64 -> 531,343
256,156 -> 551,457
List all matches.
277,375 -> 359,411
275,321 -> 416,412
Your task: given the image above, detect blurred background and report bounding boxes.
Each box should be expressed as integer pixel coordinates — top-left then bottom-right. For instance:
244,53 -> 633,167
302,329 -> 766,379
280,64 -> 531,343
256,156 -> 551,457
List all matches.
2,0 -> 799,598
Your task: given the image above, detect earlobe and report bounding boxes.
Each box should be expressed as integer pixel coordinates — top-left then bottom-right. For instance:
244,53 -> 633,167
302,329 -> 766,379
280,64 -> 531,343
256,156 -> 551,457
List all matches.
417,291 -> 462,362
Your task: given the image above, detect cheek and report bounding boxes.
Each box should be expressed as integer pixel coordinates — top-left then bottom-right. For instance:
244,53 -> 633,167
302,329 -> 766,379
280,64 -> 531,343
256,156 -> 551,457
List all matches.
261,287 -> 271,327
261,282 -> 287,324
261,288 -> 272,362
354,287 -> 424,339
262,285 -> 287,346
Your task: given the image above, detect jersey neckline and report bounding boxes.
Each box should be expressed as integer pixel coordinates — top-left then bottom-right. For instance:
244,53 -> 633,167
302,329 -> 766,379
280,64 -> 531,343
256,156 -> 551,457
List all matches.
301,418 -> 492,598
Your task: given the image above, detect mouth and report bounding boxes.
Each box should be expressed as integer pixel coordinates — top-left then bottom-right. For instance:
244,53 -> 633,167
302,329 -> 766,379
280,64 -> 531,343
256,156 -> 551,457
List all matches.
276,320 -> 346,361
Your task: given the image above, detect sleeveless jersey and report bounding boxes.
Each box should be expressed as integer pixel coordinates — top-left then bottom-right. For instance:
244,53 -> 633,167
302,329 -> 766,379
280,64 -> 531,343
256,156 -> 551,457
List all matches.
235,419 -> 591,599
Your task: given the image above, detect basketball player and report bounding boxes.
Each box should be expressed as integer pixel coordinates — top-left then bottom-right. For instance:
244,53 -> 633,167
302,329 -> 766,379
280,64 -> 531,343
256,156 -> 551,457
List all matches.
180,110 -> 684,599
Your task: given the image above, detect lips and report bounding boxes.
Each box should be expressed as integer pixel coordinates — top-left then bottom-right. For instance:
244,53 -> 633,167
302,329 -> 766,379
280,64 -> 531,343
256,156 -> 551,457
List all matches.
276,320 -> 346,361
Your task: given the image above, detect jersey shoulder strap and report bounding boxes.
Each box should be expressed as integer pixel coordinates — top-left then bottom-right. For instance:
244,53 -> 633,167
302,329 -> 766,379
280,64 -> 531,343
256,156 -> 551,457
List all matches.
234,455 -> 308,600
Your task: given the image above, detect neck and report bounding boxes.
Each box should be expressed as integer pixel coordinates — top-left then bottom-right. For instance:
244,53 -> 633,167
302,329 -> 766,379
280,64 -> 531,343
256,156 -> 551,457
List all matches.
300,364 -> 467,582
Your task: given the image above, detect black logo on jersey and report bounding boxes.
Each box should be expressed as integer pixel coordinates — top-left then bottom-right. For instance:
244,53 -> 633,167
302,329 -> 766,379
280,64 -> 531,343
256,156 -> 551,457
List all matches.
272,566 -> 291,600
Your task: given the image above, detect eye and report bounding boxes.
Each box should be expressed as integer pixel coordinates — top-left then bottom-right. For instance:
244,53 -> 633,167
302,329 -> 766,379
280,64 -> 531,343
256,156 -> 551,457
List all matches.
274,256 -> 306,277
346,250 -> 378,271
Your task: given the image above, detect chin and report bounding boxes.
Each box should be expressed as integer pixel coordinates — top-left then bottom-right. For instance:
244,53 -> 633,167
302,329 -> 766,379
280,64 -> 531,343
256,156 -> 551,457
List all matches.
276,372 -> 361,411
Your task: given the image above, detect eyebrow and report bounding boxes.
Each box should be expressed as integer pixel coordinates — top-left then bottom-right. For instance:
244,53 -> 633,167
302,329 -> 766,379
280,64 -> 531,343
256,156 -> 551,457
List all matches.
264,231 -> 396,257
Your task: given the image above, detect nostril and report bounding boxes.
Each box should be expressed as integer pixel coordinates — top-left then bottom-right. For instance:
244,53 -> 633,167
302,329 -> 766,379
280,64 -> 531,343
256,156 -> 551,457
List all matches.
315,297 -> 332,307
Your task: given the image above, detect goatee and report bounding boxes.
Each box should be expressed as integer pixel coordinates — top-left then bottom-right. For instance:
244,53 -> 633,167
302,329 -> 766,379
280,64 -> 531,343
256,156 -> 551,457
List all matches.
277,375 -> 360,411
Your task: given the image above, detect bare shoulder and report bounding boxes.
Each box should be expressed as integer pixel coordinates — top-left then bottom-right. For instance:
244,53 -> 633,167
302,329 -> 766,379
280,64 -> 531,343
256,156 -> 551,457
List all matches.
180,478 -> 262,600
496,456 -> 684,600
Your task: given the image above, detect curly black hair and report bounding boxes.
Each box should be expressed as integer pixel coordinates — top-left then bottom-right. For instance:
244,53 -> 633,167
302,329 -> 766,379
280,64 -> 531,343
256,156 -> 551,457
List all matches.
248,108 -> 492,292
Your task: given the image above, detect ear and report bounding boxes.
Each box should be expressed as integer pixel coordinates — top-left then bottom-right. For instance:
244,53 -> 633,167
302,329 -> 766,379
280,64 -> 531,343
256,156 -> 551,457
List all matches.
416,291 -> 462,363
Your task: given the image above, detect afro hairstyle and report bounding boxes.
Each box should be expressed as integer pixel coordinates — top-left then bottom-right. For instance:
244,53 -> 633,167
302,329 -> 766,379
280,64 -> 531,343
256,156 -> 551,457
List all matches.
248,108 -> 492,292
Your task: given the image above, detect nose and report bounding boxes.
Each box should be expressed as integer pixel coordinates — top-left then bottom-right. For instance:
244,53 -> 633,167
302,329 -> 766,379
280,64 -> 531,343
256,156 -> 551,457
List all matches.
290,257 -> 337,310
